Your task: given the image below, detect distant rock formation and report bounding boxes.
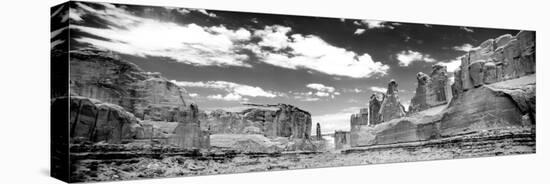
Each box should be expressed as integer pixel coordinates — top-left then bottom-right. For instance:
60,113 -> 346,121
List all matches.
379,80 -> 406,122
69,49 -> 190,121
316,123 -> 322,140
169,104 -> 210,148
334,131 -> 350,150
201,103 -> 312,139
409,64 -> 452,113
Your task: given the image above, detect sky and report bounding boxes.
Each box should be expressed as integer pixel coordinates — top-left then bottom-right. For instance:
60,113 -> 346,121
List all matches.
65,1 -> 520,134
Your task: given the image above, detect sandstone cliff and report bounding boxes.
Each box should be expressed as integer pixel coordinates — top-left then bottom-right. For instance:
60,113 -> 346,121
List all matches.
350,31 -> 535,148
69,49 -> 190,121
201,103 -> 312,139
409,64 -> 452,113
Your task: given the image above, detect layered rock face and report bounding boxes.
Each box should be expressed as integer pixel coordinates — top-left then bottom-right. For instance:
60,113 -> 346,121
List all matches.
409,64 -> 452,113
379,80 -> 406,122
168,104 -> 210,148
454,31 -> 535,97
350,32 -> 535,148
201,104 -> 312,139
69,49 -> 189,121
56,96 -> 142,144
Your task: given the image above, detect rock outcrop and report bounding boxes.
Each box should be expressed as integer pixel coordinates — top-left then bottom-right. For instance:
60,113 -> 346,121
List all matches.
379,80 -> 406,122
454,30 -> 535,97
409,64 -> 452,113
168,104 -> 210,148
315,123 -> 322,140
69,49 -> 190,121
55,96 -> 142,144
334,131 -> 351,150
349,32 -> 535,148
368,94 -> 383,125
201,104 -> 312,139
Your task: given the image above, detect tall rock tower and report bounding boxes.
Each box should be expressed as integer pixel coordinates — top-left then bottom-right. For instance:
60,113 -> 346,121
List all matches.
378,80 -> 406,122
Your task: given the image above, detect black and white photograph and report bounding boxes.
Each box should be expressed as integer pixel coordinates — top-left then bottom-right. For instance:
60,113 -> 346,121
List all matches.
45,0 -> 539,183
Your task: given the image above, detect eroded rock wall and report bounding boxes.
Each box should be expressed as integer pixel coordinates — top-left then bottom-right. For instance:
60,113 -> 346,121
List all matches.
57,96 -> 142,144
201,104 -> 312,139
69,49 -> 189,121
379,80 -> 406,122
409,64 -> 451,113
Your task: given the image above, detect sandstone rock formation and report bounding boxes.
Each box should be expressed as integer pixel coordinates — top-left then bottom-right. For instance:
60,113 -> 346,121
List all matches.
168,104 -> 210,148
379,80 -> 406,122
55,96 -> 142,144
316,123 -> 322,140
409,64 -> 451,113
334,131 -> 351,150
201,103 -> 312,139
349,32 -> 535,148
454,30 -> 535,96
368,94 -> 383,125
69,49 -> 190,121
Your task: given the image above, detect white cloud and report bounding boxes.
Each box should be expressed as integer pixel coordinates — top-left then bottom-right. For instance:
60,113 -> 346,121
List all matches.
353,19 -> 393,29
396,50 -> 436,67
452,43 -> 478,52
252,29 -> 390,78
171,80 -> 279,100
306,83 -> 335,93
71,2 -> 251,67
253,25 -> 292,50
437,57 -> 462,72
354,28 -> 366,35
370,86 -> 387,93
189,93 -> 199,97
207,93 -> 245,101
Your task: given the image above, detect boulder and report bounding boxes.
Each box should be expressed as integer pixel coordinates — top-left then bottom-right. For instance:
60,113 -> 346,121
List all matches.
469,60 -> 485,87
469,39 -> 494,62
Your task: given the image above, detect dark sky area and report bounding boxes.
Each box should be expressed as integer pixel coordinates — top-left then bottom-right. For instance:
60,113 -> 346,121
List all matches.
66,1 -> 520,133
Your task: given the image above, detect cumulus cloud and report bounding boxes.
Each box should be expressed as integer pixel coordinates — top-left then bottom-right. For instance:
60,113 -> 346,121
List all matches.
353,19 -> 395,29
305,83 -> 340,99
370,86 -> 387,93
71,2 -> 251,67
306,83 -> 335,93
188,93 -> 199,97
252,28 -> 390,78
452,43 -> 478,52
437,57 -> 462,72
396,50 -> 436,67
171,80 -> 279,101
